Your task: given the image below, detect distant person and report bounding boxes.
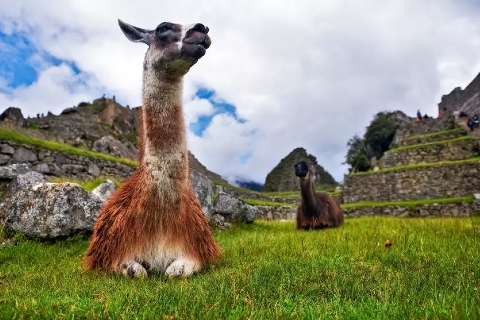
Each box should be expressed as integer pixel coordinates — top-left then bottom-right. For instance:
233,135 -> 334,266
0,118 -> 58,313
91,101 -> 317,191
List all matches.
468,118 -> 475,132
473,115 -> 479,128
424,114 -> 429,119
416,109 -> 422,121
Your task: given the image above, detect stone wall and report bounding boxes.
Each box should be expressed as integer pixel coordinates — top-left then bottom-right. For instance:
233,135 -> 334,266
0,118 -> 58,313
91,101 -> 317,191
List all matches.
254,200 -> 480,221
255,206 -> 297,221
344,201 -> 480,218
0,141 -> 134,180
343,161 -> 480,203
399,129 -> 467,146
400,112 -> 456,137
216,185 -> 344,205
384,138 -> 476,168
438,71 -> 480,115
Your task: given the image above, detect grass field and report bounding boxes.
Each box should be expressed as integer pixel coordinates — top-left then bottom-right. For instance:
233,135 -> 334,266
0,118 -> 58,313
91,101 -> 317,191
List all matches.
1,217 -> 479,319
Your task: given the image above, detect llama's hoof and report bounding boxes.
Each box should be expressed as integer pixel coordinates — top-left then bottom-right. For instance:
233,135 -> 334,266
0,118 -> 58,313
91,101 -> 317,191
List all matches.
165,258 -> 198,278
120,261 -> 148,279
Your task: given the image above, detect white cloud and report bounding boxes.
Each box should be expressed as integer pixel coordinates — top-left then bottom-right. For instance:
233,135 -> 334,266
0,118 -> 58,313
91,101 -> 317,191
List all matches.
1,0 -> 480,184
184,98 -> 215,126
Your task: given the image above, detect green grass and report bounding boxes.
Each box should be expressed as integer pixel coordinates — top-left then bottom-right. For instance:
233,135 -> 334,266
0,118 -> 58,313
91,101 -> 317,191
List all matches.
349,156 -> 480,176
47,176 -> 123,192
401,127 -> 466,141
388,135 -> 472,152
0,127 -> 137,167
243,196 -> 476,210
341,196 -> 476,209
1,218 -> 479,319
242,198 -> 297,207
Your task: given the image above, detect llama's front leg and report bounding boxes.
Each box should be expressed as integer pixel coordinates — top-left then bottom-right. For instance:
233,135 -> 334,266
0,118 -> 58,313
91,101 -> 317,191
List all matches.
120,258 -> 148,278
165,257 -> 201,278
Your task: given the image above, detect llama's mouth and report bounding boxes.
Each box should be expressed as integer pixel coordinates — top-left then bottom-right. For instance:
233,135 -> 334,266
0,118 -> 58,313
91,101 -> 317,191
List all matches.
181,34 -> 211,60
184,34 -> 211,49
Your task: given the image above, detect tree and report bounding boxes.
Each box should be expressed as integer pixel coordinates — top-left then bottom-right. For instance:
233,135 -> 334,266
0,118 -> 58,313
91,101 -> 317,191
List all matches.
363,112 -> 398,160
344,134 -> 370,172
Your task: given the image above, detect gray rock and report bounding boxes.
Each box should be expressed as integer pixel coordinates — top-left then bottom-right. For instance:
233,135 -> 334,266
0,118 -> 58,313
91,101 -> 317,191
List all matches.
0,154 -> 10,165
93,135 -> 137,160
92,180 -> 116,202
12,147 -> 37,163
0,163 -> 30,180
209,214 -> 231,230
2,182 -> 103,239
34,163 -> 51,174
189,171 -> 214,218
213,192 -> 257,223
9,171 -> 48,193
88,163 -> 100,177
1,144 -> 15,155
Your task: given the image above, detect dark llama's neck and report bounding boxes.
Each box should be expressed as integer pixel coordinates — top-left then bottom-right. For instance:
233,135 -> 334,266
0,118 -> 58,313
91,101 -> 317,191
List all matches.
141,73 -> 189,186
299,173 -> 318,217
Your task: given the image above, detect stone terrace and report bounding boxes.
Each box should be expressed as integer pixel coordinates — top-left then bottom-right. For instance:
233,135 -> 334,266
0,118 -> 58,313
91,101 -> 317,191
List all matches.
342,113 -> 480,216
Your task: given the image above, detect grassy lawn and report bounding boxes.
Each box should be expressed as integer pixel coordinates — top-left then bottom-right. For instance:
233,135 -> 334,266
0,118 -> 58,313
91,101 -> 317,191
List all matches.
1,217 -> 479,319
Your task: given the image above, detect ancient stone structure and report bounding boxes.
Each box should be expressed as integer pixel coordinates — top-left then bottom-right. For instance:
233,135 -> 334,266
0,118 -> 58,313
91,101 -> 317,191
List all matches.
438,71 -> 480,116
343,114 -> 480,215
0,141 -> 135,179
343,201 -> 480,218
255,206 -> 297,221
398,128 -> 467,146
343,160 -> 480,203
383,137 -> 476,168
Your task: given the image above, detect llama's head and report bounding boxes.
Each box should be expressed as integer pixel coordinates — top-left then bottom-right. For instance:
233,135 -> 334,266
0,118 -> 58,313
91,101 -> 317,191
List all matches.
293,160 -> 318,178
118,19 -> 211,80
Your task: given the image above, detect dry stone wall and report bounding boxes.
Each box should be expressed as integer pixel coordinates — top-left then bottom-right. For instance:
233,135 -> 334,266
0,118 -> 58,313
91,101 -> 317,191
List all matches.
0,141 -> 134,180
384,138 -> 477,168
343,161 -> 480,203
344,201 -> 480,218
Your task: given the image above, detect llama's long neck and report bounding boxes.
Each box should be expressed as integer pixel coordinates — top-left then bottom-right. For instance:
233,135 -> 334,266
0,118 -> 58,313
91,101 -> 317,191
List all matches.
299,173 -> 318,217
141,72 -> 189,192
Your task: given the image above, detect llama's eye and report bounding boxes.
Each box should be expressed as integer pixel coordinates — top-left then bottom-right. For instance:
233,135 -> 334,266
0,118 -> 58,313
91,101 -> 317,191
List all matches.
156,26 -> 170,33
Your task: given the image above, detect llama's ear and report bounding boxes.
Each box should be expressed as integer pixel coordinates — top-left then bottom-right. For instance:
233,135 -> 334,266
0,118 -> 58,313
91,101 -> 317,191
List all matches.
118,19 -> 153,46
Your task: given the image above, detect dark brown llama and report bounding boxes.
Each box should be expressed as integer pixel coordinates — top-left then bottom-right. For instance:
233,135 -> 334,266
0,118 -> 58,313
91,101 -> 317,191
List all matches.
83,19 -> 221,278
293,160 -> 344,230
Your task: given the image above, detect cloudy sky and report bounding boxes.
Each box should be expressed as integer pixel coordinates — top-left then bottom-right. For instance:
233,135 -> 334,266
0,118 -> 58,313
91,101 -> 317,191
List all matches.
1,0 -> 480,185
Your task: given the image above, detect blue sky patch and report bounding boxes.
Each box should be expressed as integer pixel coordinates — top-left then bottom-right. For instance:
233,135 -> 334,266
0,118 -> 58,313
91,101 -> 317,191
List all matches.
0,30 -> 81,91
189,87 -> 246,136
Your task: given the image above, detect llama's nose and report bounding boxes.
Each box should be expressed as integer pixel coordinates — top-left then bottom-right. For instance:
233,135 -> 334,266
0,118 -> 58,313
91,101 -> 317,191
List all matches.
193,23 -> 208,34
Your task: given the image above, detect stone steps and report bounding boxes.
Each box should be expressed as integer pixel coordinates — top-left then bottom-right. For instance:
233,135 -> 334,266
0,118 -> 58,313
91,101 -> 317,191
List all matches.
398,128 -> 467,146
383,137 -> 477,168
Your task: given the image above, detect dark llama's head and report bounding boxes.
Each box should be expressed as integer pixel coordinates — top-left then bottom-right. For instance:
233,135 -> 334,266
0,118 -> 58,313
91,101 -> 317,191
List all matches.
293,160 -> 318,179
118,19 -> 211,80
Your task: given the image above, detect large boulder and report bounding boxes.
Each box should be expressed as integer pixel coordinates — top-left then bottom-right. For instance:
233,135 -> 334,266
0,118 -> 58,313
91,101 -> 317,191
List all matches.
189,171 -> 215,218
9,171 -> 48,194
213,192 -> 257,223
1,173 -> 103,239
0,107 -> 25,127
92,179 -> 117,202
0,163 -> 30,180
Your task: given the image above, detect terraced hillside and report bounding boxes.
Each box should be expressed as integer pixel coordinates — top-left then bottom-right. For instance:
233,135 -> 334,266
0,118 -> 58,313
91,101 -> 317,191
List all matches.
342,115 -> 480,218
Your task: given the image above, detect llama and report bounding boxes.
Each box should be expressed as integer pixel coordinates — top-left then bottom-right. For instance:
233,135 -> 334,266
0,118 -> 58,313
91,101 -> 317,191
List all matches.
83,19 -> 221,278
293,160 -> 344,230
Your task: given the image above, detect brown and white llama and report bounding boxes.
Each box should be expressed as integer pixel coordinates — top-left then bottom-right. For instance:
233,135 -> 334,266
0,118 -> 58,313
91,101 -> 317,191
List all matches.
83,19 -> 221,278
293,160 -> 344,230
